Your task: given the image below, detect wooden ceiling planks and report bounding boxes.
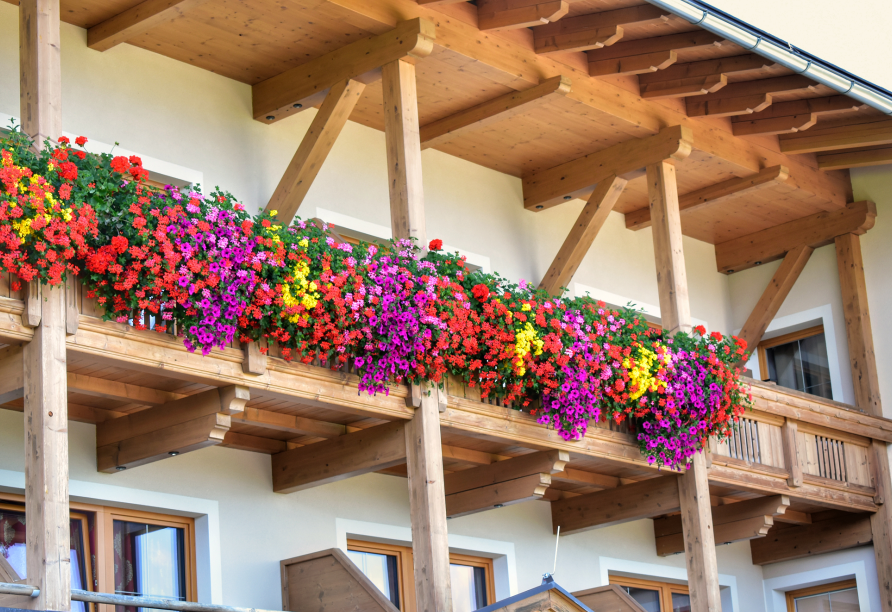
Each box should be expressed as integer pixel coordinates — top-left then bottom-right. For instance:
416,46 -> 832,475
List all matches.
15,0 -> 874,244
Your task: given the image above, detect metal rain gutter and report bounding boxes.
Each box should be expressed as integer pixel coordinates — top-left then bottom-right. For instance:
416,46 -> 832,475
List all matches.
645,0 -> 892,115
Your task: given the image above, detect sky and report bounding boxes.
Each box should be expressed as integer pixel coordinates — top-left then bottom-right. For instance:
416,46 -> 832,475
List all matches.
705,0 -> 892,91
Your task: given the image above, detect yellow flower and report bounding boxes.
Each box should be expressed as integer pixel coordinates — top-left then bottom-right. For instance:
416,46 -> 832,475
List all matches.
298,239 -> 309,248
624,346 -> 668,400
513,322 -> 544,376
521,303 -> 531,312
269,210 -> 278,216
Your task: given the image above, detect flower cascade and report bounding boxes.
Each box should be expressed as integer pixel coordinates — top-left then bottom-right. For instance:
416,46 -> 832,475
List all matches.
0,128 -> 753,470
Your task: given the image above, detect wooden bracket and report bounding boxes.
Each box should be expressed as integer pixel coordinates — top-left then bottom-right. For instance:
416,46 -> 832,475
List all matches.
65,276 -> 79,335
23,280 -> 41,328
241,339 -> 268,375
96,385 -> 249,472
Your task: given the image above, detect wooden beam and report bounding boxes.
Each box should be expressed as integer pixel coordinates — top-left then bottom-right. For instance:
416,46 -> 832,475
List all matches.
732,113 -> 816,137
420,75 -> 571,149
87,0 -> 209,52
447,473 -> 552,517
589,49 -> 678,77
264,79 -> 366,224
639,53 -> 780,100
252,18 -> 434,123
835,231 -> 892,612
732,95 -> 866,136
736,245 -> 813,353
96,385 -> 249,473
271,420 -> 406,493
551,475 -> 680,534
685,93 -> 773,118
655,495 -> 790,556
715,201 -> 876,274
819,146 -> 892,171
625,165 -> 789,231
522,125 -> 693,210
232,407 -> 347,438
241,340 -> 267,375
750,513 -> 872,564
477,0 -> 569,31
445,450 -> 568,494
687,75 -> 819,117
534,4 -> 669,54
221,431 -> 288,454
539,175 -> 627,295
780,118 -> 892,154
67,372 -> 186,405
587,30 -> 725,73
384,59 -> 427,245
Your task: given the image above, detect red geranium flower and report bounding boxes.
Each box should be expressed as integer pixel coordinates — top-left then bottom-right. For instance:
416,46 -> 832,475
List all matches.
58,136 -> 70,145
429,238 -> 443,251
75,136 -> 87,147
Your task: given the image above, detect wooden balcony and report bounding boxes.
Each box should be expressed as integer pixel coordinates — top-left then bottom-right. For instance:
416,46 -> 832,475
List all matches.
0,279 -> 886,525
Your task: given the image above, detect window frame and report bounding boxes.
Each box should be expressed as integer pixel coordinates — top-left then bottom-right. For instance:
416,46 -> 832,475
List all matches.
0,494 -> 197,608
346,539 -> 496,612
609,576 -> 690,612
784,578 -> 858,611
757,324 -> 825,384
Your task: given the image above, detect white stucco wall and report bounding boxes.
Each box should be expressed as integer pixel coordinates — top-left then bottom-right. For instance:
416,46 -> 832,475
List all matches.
0,3 -> 885,610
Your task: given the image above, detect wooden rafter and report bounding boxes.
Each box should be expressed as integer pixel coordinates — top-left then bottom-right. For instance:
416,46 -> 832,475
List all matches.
0,345 -> 23,404
477,0 -> 569,31
587,30 -> 724,76
87,0 -> 210,52
687,75 -> 819,117
322,0 -> 848,210
625,165 -> 790,231
750,513 -> 872,564
589,50 -> 678,77
780,117 -> 892,154
736,245 -> 813,356
654,495 -> 790,556
550,475 -> 680,535
272,421 -> 406,493
420,75 -> 571,149
264,79 -> 366,224
96,385 -> 249,473
445,450 -> 568,517
522,125 -> 693,210
67,372 -> 186,405
715,201 -> 877,274
539,176 -> 627,296
638,54 -> 777,100
252,18 -> 434,123
731,95 -> 866,136
818,146 -> 892,171
532,4 -> 670,54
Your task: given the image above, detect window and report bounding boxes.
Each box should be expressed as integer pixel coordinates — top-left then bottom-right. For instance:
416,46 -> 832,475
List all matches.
0,495 -> 195,610
785,579 -> 859,611
0,501 -> 94,612
758,325 -> 833,400
346,540 -> 495,612
610,577 -> 690,612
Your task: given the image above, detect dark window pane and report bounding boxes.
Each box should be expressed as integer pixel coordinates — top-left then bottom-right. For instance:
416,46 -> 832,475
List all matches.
113,520 -> 187,612
765,332 -> 833,400
450,564 -> 487,612
671,592 -> 692,612
347,550 -> 400,609
621,586 -> 661,612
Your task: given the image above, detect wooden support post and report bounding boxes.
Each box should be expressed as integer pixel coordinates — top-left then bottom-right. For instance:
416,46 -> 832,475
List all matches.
538,175 -> 627,296
384,58 -> 451,612
20,1 -> 69,610
781,419 -> 803,487
406,390 -> 453,612
383,59 -> 427,247
648,159 -> 721,611
835,232 -> 892,612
